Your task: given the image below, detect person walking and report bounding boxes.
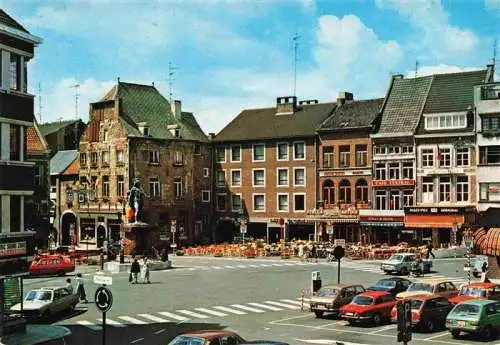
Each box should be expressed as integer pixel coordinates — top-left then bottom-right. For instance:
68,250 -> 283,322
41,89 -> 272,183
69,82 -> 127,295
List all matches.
76,273 -> 88,303
130,258 -> 140,284
66,278 -> 74,294
426,242 -> 435,259
481,261 -> 489,283
141,257 -> 151,284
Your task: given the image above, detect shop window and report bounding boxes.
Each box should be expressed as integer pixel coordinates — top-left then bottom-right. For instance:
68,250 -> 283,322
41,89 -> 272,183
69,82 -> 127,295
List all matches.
322,146 -> 334,168
422,148 -> 434,167
390,190 -> 401,210
375,163 -> 386,180
339,179 -> 351,204
389,163 -> 400,179
456,147 -> 470,166
375,190 -> 387,210
456,176 -> 469,202
402,162 -> 413,179
339,145 -> 350,168
439,147 -> 451,167
422,177 -> 434,203
355,145 -> 367,167
479,146 -> 500,165
403,190 -> 414,206
322,179 -> 335,205
439,176 -> 451,202
355,179 -> 368,203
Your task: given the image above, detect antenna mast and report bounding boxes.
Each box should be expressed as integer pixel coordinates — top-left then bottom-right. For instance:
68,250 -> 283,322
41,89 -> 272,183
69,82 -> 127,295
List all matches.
168,62 -> 178,103
70,84 -> 80,149
493,37 -> 497,67
37,82 -> 42,123
292,33 -> 300,97
414,60 -> 419,78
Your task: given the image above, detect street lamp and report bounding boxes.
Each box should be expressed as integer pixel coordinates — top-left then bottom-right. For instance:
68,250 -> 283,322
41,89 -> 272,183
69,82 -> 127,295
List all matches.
171,220 -> 177,249
463,229 -> 474,285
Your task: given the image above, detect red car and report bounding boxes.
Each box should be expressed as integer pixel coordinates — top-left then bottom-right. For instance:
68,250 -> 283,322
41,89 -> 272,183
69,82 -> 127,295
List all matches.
167,330 -> 246,345
29,255 -> 75,276
448,282 -> 500,305
340,290 -> 397,326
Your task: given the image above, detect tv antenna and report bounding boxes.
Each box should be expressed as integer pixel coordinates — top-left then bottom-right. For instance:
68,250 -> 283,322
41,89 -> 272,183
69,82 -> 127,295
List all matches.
292,33 -> 300,97
168,61 -> 178,103
493,37 -> 497,67
69,83 -> 80,149
37,82 -> 42,123
414,60 -> 419,78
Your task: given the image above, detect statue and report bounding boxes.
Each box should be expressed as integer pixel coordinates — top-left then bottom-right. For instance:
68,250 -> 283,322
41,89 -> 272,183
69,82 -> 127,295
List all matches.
127,178 -> 147,223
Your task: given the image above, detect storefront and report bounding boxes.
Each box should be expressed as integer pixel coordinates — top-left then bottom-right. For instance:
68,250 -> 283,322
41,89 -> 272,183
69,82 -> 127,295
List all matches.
0,233 -> 35,336
404,206 -> 476,247
305,207 -> 359,242
359,209 -> 404,244
77,213 -> 123,250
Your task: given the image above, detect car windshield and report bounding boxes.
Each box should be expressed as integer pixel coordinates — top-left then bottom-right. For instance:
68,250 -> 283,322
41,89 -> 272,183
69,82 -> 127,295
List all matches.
407,283 -> 433,292
316,287 -> 339,297
459,286 -> 487,298
375,279 -> 396,288
451,304 -> 480,316
410,300 -> 423,310
351,295 -> 373,306
25,291 -> 52,302
168,336 -> 205,345
388,254 -> 404,261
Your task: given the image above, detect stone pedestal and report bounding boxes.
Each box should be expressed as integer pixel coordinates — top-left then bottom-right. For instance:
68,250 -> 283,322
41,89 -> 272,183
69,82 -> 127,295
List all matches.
121,221 -> 159,256
104,260 -> 172,274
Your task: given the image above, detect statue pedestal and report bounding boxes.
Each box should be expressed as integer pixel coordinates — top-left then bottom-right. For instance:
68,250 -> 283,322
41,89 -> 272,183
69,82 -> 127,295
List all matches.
121,221 -> 157,256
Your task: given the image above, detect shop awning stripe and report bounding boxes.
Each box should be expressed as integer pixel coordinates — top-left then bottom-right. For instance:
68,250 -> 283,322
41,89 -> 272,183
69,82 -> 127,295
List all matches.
359,222 -> 404,227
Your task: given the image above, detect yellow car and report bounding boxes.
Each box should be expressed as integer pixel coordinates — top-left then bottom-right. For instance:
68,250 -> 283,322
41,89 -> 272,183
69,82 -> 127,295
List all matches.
396,279 -> 458,300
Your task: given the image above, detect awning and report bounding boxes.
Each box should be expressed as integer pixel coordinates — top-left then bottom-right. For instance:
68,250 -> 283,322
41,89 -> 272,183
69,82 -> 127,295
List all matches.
292,218 -> 359,224
360,222 -> 404,227
404,215 -> 464,228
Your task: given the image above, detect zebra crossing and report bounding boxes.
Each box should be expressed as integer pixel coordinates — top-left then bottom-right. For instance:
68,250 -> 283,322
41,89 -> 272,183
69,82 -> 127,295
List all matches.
72,298 -> 304,331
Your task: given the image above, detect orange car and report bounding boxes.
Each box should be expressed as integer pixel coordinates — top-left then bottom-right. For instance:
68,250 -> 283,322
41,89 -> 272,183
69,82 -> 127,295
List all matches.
449,282 -> 500,305
29,255 -> 75,276
396,279 -> 458,300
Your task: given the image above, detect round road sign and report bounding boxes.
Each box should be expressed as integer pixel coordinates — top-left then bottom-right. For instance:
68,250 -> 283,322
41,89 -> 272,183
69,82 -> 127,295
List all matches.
333,245 -> 345,260
95,286 -> 113,313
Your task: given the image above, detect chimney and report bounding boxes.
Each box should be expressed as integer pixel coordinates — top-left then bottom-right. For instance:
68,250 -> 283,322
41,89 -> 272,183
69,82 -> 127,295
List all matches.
392,74 -> 404,80
486,64 -> 495,83
208,133 -> 216,141
276,96 -> 297,115
336,92 -> 354,105
171,100 -> 181,119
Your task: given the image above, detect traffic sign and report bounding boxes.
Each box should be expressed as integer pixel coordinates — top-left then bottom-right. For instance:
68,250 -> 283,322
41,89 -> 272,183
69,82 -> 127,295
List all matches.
95,287 -> 113,313
334,239 -> 346,247
171,225 -> 176,233
326,225 -> 334,235
93,275 -> 113,286
333,246 -> 345,260
240,225 -> 247,234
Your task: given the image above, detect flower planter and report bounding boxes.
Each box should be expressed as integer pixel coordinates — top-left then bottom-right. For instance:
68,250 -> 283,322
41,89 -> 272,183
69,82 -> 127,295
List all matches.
281,255 -> 291,259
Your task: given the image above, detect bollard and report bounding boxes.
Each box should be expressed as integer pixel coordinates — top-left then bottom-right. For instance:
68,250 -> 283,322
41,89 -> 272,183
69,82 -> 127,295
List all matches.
311,271 -> 322,294
301,289 -> 305,312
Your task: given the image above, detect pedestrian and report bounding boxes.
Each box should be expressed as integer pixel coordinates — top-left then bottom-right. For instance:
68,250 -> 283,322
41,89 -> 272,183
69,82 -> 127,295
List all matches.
160,247 -> 169,262
481,261 -> 489,282
130,258 -> 140,284
311,244 -> 318,262
141,257 -> 151,284
66,278 -> 74,294
426,242 -> 435,259
76,273 -> 88,303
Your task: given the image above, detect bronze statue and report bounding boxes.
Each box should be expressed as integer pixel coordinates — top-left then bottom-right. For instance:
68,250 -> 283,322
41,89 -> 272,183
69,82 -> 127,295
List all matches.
127,178 -> 147,223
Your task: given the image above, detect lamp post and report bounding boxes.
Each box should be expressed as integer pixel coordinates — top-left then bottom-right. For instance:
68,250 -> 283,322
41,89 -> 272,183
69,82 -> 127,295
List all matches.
463,229 -> 474,285
171,220 -> 177,249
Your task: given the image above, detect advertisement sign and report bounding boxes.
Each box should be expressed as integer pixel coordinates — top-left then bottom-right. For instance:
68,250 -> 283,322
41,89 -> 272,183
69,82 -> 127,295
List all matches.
326,225 -> 334,234
0,242 -> 27,258
372,179 -> 415,187
334,239 -> 346,247
405,206 -> 475,214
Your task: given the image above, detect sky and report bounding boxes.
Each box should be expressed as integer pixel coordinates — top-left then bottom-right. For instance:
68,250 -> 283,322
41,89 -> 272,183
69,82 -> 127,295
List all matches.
3,0 -> 500,134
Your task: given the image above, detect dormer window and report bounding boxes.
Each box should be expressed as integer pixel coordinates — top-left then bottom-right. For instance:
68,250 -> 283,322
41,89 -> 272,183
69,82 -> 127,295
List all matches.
138,122 -> 150,136
168,124 -> 180,138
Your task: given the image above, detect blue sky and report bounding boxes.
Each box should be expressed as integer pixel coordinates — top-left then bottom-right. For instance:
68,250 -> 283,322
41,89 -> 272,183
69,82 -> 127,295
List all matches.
3,0 -> 500,133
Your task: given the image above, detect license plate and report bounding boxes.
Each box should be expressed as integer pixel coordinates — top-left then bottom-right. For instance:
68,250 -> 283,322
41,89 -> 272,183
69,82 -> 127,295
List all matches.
345,312 -> 354,316
457,321 -> 466,327
316,305 -> 327,310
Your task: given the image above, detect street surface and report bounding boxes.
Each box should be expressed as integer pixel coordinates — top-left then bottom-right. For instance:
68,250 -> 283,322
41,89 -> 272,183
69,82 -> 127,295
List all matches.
25,256 -> 495,345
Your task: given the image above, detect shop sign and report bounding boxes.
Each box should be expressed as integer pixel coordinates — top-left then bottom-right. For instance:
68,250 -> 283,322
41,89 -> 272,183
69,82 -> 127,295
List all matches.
321,169 -> 371,177
360,216 -> 404,222
489,186 -> 500,193
372,179 -> 415,187
0,242 -> 26,258
405,206 -> 475,214
306,205 -> 358,217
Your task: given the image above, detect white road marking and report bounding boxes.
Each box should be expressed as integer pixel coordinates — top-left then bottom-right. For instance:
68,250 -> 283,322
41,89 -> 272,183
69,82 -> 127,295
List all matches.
265,301 -> 300,309
247,302 -> 283,311
231,304 -> 265,313
213,306 -> 247,315
424,331 -> 450,340
158,311 -> 189,322
97,318 -> 126,327
154,329 -> 166,335
369,325 -> 396,334
260,264 -> 272,267
225,265 -> 236,269
248,264 -> 260,267
195,307 -> 228,317
118,316 -> 148,325
271,263 -> 283,266
236,265 -> 247,268
187,268 -> 197,271
137,314 -> 170,323
213,266 -> 223,269
280,299 -> 303,305
130,337 -> 144,344
176,310 -> 210,318
76,320 -> 102,331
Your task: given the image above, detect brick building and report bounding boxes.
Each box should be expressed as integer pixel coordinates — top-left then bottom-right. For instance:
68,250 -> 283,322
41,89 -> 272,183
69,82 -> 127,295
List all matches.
316,93 -> 383,243
75,81 -> 210,250
213,96 -> 335,242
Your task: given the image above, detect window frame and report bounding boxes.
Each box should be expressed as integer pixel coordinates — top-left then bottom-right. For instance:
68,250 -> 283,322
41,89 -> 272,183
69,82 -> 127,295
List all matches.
252,193 -> 266,212
230,169 -> 242,187
438,147 -> 452,168
276,168 -> 289,187
216,170 -> 226,188
456,147 -> 470,167
215,146 -> 226,163
355,144 -> 368,167
322,146 -> 334,168
293,167 -> 306,187
293,193 -> 306,212
102,176 -> 110,197
252,143 -> 266,162
149,177 -> 161,198
149,150 -> 160,164
456,176 -> 469,202
231,193 -> 242,212
375,190 -> 387,210
421,148 -> 434,168
425,113 -> 467,130
375,163 -> 387,180
439,176 -> 451,202
388,162 -> 400,179
276,142 -> 289,161
277,193 -> 289,212
292,141 -> 306,160
339,145 -> 350,168
216,193 -> 227,212
203,168 -> 210,178
230,145 -> 241,163
252,168 -> 266,187
174,177 -> 183,199
402,162 -> 413,179
201,190 -> 211,203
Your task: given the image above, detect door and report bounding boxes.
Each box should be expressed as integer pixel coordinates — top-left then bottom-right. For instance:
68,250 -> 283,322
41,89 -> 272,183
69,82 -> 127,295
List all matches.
96,225 -> 106,248
422,178 -> 434,204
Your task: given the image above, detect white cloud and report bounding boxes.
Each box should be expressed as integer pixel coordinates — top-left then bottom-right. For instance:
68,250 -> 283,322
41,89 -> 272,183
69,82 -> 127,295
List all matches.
485,0 -> 500,13
404,63 -> 482,78
376,0 -> 479,56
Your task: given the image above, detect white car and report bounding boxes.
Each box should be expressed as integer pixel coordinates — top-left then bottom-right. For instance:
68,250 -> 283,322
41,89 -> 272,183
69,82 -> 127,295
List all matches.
10,287 -> 79,319
380,253 -> 432,275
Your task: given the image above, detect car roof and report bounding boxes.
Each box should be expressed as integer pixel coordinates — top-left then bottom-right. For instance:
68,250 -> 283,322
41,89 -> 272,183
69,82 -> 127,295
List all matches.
360,290 -> 392,298
182,330 -> 239,339
460,299 -> 498,306
406,294 -> 443,301
462,282 -> 498,289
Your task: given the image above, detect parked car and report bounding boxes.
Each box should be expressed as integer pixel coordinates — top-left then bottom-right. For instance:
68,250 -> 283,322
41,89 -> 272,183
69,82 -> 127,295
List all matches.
10,287 -> 79,319
366,277 -> 412,296
396,279 -> 458,300
167,331 -> 246,345
241,342 -> 289,345
380,253 -> 432,275
29,255 -> 75,277
449,282 -> 500,305
310,284 -> 365,318
390,294 -> 453,332
446,299 -> 500,340
340,290 -> 397,326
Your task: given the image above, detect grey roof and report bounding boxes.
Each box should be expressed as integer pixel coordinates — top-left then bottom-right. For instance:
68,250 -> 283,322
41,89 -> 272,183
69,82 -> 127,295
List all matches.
214,102 -> 336,142
0,9 -> 29,33
376,76 -> 433,135
50,150 -> 78,175
318,98 -> 384,131
99,82 -> 207,142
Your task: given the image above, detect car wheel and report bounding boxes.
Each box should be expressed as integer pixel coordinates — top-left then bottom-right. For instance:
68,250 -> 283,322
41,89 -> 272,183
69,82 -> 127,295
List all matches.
347,320 -> 355,325
450,330 -> 460,339
58,270 -> 65,276
400,267 -> 408,276
478,326 -> 492,340
425,319 -> 435,332
372,313 -> 382,326
314,310 -> 324,318
69,303 -> 77,313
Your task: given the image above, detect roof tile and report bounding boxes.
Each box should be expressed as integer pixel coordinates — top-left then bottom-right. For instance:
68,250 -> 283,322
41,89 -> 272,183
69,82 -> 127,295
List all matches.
318,98 -> 383,131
